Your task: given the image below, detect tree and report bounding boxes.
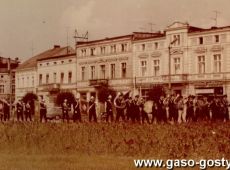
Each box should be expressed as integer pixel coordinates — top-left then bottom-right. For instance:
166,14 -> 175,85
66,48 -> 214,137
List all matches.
97,85 -> 116,103
56,92 -> 75,106
22,92 -> 38,103
148,85 -> 165,102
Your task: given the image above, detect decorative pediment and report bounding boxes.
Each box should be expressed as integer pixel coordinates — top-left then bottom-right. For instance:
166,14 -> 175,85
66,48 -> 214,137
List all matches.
210,45 -> 223,52
167,22 -> 189,30
151,51 -> 162,57
170,49 -> 183,55
194,47 -> 207,54
138,53 -> 149,58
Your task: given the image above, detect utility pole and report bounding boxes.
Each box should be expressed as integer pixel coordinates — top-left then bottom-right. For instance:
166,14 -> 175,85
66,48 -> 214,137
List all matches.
148,22 -> 155,33
8,58 -> 12,118
73,29 -> 88,47
168,37 -> 179,94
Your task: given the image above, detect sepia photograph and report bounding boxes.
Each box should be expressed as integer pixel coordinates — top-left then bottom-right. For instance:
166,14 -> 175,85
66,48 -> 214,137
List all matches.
0,0 -> 230,169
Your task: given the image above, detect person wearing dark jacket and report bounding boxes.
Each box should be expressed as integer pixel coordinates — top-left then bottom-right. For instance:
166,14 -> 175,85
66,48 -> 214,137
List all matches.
105,95 -> 113,123
62,99 -> 70,123
40,98 -> 47,123
88,96 -> 97,122
73,98 -> 81,122
16,100 -> 24,121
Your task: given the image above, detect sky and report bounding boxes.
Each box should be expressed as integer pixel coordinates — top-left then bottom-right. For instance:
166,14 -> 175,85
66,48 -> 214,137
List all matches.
0,0 -> 230,61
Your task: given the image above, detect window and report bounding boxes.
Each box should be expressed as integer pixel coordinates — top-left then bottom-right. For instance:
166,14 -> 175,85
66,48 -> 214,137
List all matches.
141,44 -> 146,51
32,76 -> 34,86
121,63 -> 127,78
153,59 -> 160,76
22,77 -> 24,87
154,42 -> 158,49
61,61 -> 64,64
39,74 -> 42,85
174,58 -> 181,74
53,73 -> 57,83
46,63 -> 49,66
111,45 -> 116,53
198,56 -> 205,74
12,85 -> 15,94
90,66 -> 95,79
111,64 -> 115,79
199,37 -> 203,45
54,62 -> 57,65
121,44 -> 127,52
100,65 -> 106,79
81,49 -> 87,56
214,54 -> 221,73
173,35 -> 180,46
140,61 -> 147,76
46,74 -> 49,84
0,85 -> 4,94
40,64 -> 42,66
68,72 -> 72,83
60,73 -> 64,84
81,66 -> 85,80
215,35 -> 219,43
90,48 -> 95,56
101,47 -> 106,54
0,75 -> 3,78
69,59 -> 72,63
27,77 -> 29,87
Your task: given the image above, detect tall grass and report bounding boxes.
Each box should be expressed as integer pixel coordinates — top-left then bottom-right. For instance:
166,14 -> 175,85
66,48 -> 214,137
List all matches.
0,122 -> 229,160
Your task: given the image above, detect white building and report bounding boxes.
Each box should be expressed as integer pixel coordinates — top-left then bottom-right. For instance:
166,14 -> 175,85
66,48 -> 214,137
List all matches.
133,22 -> 230,99
15,45 -> 76,104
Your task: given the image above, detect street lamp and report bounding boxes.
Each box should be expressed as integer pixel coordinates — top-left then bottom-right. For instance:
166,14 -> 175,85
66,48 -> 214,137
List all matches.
168,37 -> 179,94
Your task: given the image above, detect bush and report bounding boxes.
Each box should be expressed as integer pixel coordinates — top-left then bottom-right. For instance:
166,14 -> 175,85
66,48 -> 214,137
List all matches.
22,92 -> 38,103
97,85 -> 116,103
56,92 -> 75,106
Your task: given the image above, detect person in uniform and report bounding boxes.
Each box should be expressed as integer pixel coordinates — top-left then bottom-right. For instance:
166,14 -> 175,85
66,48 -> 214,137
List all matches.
105,95 -> 113,123
114,93 -> 126,122
88,96 -> 97,122
25,101 -> 32,121
133,95 -> 140,123
16,100 -> 24,121
62,99 -> 70,123
126,97 -> 134,122
3,99 -> 10,121
40,97 -> 47,123
73,97 -> 81,122
139,97 -> 150,124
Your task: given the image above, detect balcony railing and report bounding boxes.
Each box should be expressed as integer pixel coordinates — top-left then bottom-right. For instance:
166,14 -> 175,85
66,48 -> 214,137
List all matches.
89,79 -> 108,86
38,83 -> 60,92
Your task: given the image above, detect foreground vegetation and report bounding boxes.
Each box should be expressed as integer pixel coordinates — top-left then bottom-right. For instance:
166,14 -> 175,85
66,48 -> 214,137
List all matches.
0,122 -> 229,169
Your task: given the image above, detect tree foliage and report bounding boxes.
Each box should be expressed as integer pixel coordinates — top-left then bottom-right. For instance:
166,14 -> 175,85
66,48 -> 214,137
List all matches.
148,85 -> 165,102
56,92 -> 75,106
22,92 -> 38,103
97,85 -> 116,103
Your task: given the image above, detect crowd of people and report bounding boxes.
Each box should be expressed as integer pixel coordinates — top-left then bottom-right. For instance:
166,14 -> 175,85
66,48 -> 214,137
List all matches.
0,93 -> 229,124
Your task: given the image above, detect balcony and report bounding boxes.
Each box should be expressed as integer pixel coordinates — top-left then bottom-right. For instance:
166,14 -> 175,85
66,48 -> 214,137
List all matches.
89,79 -> 108,86
38,83 -> 60,92
162,74 -> 188,82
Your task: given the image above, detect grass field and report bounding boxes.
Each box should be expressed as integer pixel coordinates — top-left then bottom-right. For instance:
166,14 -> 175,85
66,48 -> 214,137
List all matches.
0,122 -> 229,170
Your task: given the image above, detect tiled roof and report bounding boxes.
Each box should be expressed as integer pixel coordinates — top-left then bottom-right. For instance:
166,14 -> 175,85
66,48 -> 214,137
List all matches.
17,46 -> 75,70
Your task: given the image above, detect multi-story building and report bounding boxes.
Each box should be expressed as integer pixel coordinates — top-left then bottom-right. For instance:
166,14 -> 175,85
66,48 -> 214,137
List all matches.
133,21 -> 230,99
0,56 -> 19,101
76,33 -> 158,101
15,45 -> 76,104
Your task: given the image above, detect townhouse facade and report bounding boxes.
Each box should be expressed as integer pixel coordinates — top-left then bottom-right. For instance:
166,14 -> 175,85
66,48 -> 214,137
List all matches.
133,22 -> 230,99
75,33 -> 158,101
0,57 -> 19,101
15,45 -> 76,104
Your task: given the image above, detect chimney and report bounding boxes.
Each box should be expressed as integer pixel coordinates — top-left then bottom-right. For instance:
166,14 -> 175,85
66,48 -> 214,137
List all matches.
54,45 -> 60,49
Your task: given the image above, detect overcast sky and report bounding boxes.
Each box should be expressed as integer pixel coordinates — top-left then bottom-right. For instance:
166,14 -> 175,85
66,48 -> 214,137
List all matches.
0,0 -> 230,61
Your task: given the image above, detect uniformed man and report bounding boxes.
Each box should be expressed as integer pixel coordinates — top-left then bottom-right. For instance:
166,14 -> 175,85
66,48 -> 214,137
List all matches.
16,100 -> 24,121
105,95 -> 113,122
139,97 -> 150,124
62,99 -> 70,123
73,97 -> 81,122
3,99 -> 10,121
114,93 -> 126,122
40,97 -> 47,123
88,96 -> 97,122
133,95 -> 140,123
126,97 -> 134,122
